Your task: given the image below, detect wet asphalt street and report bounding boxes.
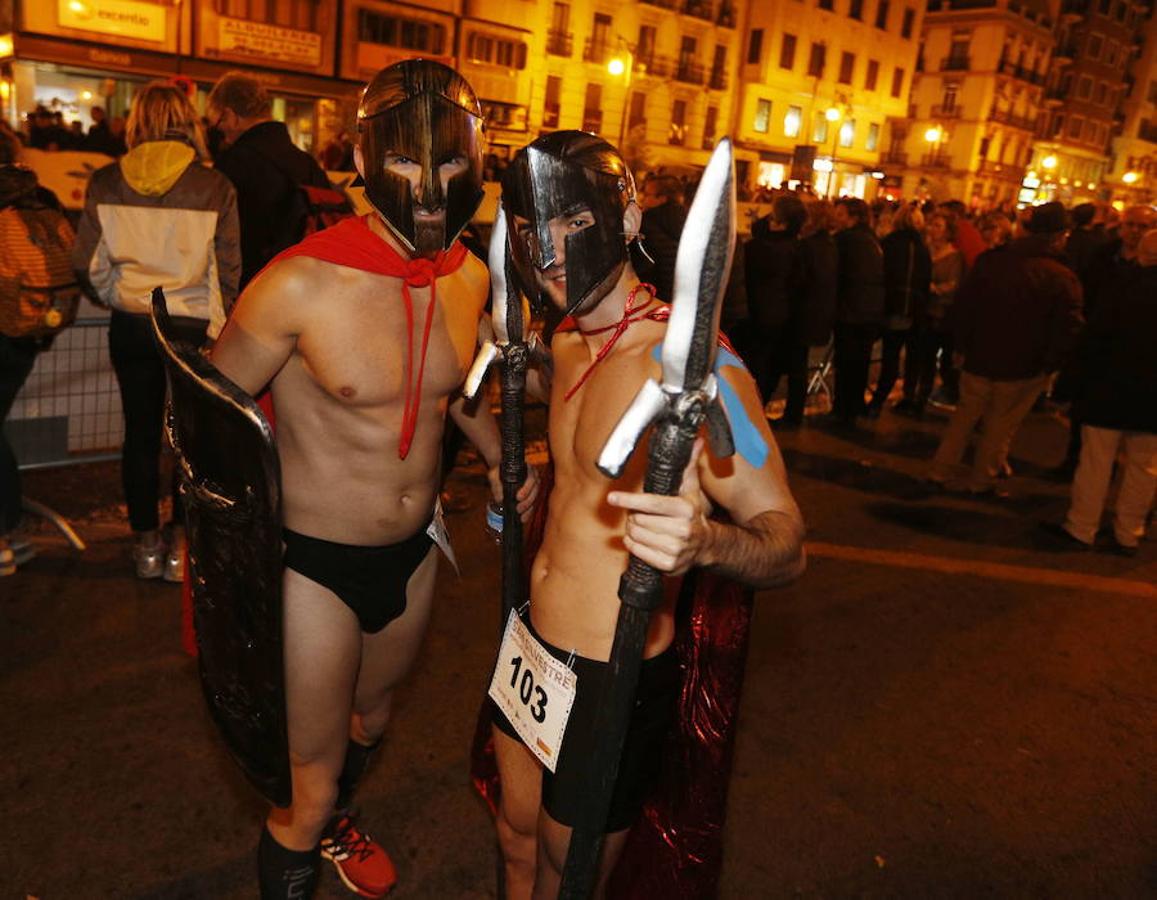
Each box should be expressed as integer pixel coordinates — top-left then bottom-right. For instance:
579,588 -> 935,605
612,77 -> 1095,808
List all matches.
2,400 -> 1155,899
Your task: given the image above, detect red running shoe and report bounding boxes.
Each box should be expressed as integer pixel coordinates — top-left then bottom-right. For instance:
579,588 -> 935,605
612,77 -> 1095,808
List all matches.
320,815 -> 397,898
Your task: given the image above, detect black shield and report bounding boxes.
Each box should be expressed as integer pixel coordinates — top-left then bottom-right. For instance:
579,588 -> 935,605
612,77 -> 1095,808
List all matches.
150,288 -> 291,807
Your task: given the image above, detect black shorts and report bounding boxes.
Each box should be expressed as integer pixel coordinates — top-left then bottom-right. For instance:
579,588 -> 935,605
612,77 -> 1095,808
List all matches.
282,525 -> 433,633
493,617 -> 680,833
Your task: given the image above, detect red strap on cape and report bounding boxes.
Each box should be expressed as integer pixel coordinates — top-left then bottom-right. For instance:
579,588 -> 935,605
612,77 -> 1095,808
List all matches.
272,216 -> 469,459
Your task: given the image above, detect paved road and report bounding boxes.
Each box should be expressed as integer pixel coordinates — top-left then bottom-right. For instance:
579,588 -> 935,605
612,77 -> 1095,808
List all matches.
2,403 -> 1155,898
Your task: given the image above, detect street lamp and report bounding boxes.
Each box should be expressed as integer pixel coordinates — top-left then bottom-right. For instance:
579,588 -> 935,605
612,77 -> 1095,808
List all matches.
825,106 -> 841,198
607,49 -> 634,148
1123,170 -> 1139,184
924,125 -> 946,169
1042,154 -> 1058,171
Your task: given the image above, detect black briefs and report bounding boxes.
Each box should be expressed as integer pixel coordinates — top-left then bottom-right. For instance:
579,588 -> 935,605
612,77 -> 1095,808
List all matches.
282,525 -> 433,633
492,616 -> 680,833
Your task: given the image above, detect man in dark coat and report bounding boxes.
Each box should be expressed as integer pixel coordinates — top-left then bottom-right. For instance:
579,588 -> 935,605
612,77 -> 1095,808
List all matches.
208,71 -> 333,288
831,197 -> 884,424
1053,203 -> 1155,478
928,202 -> 1084,493
744,194 -> 806,413
631,174 -> 686,303
1048,229 -> 1157,555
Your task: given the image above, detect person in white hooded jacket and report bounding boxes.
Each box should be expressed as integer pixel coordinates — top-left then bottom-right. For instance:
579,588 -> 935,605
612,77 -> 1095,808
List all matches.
73,80 -> 240,581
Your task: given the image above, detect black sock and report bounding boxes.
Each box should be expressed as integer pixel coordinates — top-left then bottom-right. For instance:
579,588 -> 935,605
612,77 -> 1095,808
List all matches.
335,737 -> 381,812
258,826 -> 319,900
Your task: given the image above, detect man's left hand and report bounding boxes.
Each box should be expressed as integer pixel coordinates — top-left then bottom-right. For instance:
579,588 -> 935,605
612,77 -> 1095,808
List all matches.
606,441 -> 713,575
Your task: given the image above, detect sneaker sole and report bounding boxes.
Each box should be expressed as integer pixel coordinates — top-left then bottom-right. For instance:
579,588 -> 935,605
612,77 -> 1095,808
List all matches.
326,858 -> 394,899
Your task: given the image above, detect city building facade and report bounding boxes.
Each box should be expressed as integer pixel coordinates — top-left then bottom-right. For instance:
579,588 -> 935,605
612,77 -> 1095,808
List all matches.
735,0 -> 923,199
894,0 -> 1054,209
1031,0 -> 1150,205
1103,2 -> 1157,204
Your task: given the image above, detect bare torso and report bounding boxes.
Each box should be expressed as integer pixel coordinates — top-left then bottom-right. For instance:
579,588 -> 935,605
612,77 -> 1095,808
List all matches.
211,230 -> 489,546
529,319 -> 677,662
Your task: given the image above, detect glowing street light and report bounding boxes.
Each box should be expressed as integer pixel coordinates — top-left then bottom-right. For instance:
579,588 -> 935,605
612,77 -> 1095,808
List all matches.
825,107 -> 842,123
1042,154 -> 1058,170
1123,170 -> 1140,184
924,126 -> 943,144
607,57 -> 626,77
606,48 -> 634,147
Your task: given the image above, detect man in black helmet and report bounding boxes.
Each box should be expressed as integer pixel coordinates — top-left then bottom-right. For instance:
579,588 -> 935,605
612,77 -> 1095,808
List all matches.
488,131 -> 804,898
209,60 -> 537,900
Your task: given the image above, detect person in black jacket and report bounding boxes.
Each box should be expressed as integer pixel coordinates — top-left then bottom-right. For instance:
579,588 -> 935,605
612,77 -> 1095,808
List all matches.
868,203 -> 930,416
1047,230 -> 1157,555
831,198 -> 884,424
208,72 -> 333,288
744,194 -> 806,410
631,174 -> 686,302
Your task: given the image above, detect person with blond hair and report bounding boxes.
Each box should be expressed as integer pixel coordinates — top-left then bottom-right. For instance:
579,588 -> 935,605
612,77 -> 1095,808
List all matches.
73,79 -> 240,581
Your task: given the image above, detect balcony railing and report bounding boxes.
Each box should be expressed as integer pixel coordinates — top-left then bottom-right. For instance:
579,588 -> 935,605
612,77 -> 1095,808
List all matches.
931,104 -> 963,118
583,38 -> 612,65
683,0 -> 714,20
708,67 -> 728,90
988,108 -> 1038,131
674,60 -> 706,85
881,150 -> 908,165
998,60 -> 1044,85
718,3 -> 738,26
547,30 -> 573,57
635,53 -> 672,78
940,55 -> 971,71
921,152 -> 952,169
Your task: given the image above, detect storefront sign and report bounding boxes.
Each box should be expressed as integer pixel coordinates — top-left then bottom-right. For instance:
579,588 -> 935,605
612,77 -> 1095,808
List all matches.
219,17 -> 322,68
58,0 -> 166,43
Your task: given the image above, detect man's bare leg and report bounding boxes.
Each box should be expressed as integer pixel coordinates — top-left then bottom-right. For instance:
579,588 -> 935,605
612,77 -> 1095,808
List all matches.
535,813 -> 629,900
493,726 -> 542,899
269,568 -> 364,849
349,547 -> 440,746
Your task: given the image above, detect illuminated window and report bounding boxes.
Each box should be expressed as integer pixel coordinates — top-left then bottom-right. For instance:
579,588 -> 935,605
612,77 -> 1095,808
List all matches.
754,98 -> 772,133
839,117 -> 855,148
704,106 -> 718,150
813,115 -> 829,143
866,122 -> 879,150
670,99 -> 687,145
544,75 -> 561,127
784,105 -> 802,137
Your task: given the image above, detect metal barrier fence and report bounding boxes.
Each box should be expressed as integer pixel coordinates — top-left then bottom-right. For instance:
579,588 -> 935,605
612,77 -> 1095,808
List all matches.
6,314 -> 123,471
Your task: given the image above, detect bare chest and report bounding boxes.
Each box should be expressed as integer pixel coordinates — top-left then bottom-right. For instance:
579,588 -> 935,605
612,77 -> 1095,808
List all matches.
293,269 -> 482,407
549,336 -> 660,489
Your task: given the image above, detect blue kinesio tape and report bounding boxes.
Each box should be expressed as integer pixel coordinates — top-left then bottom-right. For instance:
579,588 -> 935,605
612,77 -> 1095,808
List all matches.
651,343 -> 768,469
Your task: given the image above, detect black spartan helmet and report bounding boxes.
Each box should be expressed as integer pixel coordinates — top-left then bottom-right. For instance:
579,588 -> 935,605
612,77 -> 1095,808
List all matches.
356,59 -> 485,255
500,131 -> 637,317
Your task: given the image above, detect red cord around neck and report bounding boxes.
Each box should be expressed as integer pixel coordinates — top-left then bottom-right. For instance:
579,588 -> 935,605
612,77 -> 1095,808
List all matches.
563,282 -> 661,401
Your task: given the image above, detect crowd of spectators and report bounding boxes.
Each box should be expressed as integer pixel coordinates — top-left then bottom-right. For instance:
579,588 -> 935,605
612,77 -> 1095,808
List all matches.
737,186 -> 1155,556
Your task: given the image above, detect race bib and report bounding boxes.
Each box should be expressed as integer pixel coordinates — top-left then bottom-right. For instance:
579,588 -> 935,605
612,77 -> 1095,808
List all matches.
488,610 -> 577,773
425,497 -> 458,574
